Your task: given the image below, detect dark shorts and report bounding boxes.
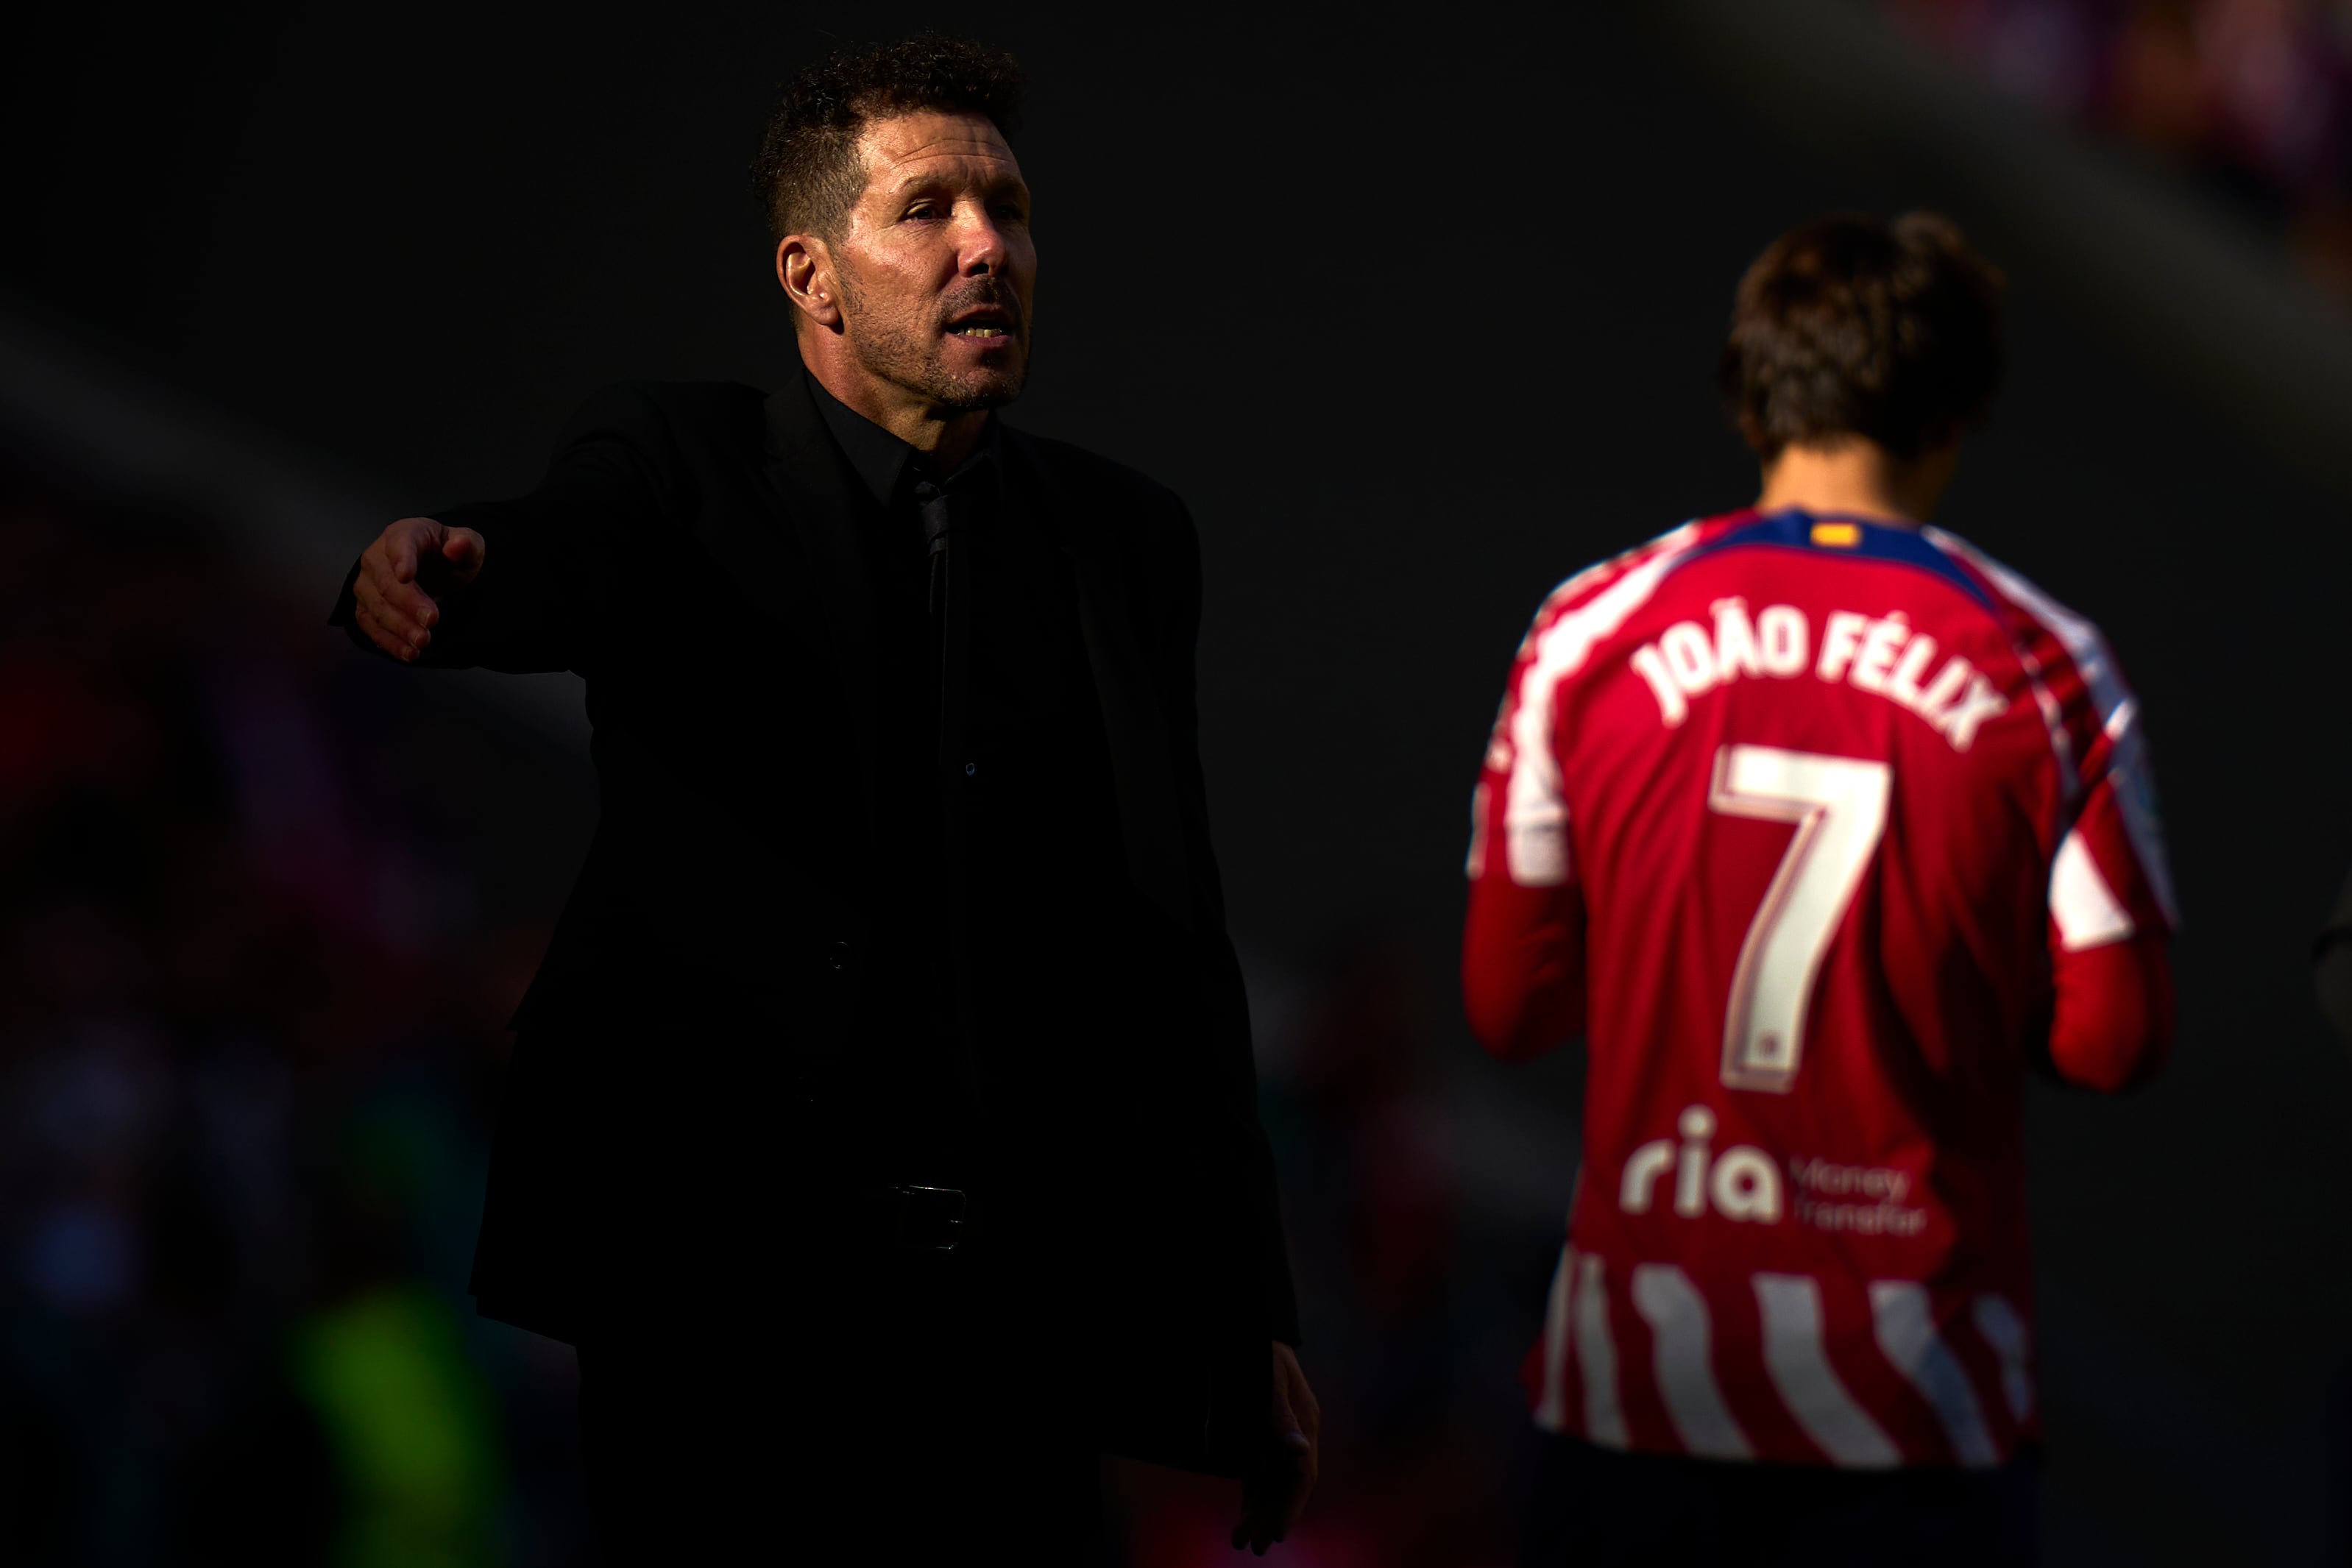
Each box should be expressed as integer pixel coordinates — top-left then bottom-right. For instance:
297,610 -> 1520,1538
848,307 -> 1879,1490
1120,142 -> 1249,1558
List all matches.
1523,1433 -> 2041,1568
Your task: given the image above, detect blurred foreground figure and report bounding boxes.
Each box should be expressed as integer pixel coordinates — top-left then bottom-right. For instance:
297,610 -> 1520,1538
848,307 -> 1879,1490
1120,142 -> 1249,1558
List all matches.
1462,214 -> 2176,1565
329,36 -> 1314,1562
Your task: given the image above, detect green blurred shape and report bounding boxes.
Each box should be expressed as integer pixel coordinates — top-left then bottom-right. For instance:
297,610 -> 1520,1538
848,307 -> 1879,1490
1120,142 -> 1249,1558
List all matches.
289,1284 -> 507,1568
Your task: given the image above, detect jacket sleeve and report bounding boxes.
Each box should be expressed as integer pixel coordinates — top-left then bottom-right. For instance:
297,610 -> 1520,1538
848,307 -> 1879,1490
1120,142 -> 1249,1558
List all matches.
1158,497 -> 1302,1348
326,384 -> 680,675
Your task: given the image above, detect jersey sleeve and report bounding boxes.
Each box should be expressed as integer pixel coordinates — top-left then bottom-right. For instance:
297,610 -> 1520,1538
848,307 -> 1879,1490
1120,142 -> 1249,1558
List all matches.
1924,522 -> 2180,950
2047,706 -> 2177,951
1461,526 -> 1709,1060
1461,579 -> 1607,1059
2042,638 -> 2178,1090
1463,759 -> 1587,1061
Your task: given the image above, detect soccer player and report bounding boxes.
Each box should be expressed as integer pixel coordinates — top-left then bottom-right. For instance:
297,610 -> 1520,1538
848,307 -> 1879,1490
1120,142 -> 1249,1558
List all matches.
1462,213 -> 2176,1564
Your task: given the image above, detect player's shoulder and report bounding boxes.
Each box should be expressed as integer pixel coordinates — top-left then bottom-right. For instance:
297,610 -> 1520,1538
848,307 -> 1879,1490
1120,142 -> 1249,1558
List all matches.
1528,513 -> 1728,625
1917,526 -> 2133,706
1513,511 -> 1752,668
1916,527 -> 2111,648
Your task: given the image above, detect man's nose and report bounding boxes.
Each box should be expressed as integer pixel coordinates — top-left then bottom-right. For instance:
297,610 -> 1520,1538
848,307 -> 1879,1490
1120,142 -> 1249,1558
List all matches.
955,210 -> 1008,276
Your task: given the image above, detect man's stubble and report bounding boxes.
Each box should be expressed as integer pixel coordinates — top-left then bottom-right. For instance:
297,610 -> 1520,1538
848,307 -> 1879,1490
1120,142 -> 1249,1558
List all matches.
835,263 -> 1031,414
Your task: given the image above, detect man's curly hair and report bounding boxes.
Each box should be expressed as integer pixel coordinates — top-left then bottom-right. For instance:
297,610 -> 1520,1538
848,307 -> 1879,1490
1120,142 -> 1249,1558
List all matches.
1718,212 -> 2005,461
749,35 -> 1024,244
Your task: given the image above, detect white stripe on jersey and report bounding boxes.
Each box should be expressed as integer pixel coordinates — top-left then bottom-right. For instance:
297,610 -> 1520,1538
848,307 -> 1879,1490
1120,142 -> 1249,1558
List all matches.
1632,1263 -> 1753,1461
1924,528 -> 2180,928
1534,1244 -> 1576,1433
1972,1294 -> 2036,1425
1575,1253 -> 1630,1447
1502,525 -> 1701,885
1870,1281 -> 1999,1467
1753,1274 -> 1902,1468
2050,831 -> 2136,949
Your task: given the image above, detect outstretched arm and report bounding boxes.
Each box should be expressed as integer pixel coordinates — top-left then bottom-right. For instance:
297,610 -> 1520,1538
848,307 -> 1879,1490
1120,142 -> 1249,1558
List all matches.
327,386 -> 679,674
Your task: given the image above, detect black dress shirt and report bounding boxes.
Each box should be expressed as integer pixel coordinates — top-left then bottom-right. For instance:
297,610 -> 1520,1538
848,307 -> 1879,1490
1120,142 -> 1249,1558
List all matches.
805,380 -> 1135,1187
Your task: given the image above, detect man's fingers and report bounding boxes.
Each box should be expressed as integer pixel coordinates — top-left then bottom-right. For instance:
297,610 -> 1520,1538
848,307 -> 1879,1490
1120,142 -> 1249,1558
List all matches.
359,561 -> 441,635
1269,1380 -> 1300,1445
1280,1466 -> 1313,1537
353,568 -> 438,655
356,580 -> 430,644
1231,1453 -> 1311,1556
353,603 -> 419,661
358,606 -> 425,661
386,531 -> 422,584
1268,1347 -> 1319,1536
1230,1347 -> 1320,1554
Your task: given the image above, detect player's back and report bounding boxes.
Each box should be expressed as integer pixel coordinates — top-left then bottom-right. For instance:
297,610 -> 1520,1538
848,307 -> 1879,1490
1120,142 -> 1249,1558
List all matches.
1478,505 -> 2174,1469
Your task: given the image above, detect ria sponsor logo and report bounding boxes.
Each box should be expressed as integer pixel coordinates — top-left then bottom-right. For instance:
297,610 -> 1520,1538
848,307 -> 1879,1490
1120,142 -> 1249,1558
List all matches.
1617,1108 -> 1930,1236
1618,1107 -> 1782,1223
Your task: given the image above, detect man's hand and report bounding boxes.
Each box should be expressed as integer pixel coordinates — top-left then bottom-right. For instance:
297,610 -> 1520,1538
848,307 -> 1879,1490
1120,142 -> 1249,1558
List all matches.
1232,1342 -> 1319,1555
350,517 -> 486,661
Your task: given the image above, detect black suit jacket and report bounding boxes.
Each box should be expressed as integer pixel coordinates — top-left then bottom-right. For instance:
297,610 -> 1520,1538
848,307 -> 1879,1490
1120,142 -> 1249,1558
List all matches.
332,365 -> 1297,1470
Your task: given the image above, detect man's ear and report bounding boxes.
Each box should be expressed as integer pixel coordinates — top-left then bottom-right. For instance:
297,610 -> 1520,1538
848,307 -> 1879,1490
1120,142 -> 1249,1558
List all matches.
777,235 -> 843,331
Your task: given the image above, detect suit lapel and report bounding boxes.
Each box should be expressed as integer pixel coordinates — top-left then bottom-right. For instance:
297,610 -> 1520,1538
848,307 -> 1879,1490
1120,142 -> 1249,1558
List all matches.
1004,429 -> 1196,933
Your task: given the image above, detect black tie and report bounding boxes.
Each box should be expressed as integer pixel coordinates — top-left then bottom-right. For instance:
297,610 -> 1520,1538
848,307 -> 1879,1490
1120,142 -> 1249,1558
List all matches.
915,475 -> 985,1113
915,478 -> 972,776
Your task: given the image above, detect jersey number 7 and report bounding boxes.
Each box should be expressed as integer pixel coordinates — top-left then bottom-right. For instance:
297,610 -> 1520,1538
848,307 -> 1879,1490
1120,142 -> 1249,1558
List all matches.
1707,745 -> 1892,1093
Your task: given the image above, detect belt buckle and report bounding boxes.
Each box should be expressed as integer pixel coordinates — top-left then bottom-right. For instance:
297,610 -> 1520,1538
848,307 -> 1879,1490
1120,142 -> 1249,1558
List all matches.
890,1185 -> 966,1252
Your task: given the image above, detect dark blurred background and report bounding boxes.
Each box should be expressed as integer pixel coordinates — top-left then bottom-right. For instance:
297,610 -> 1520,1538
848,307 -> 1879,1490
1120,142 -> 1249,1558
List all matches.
2,1 -> 2349,1563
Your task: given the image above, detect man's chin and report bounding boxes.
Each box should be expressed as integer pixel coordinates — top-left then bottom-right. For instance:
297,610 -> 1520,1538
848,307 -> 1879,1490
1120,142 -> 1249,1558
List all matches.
929,366 -> 1027,413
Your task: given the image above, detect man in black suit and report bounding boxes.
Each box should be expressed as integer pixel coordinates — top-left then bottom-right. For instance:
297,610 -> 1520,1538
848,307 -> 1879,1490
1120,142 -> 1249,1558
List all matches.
332,35 -> 1315,1562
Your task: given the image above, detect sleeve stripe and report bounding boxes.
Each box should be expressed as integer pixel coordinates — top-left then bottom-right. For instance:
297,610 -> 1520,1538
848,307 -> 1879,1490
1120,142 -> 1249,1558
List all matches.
1923,528 -> 2180,929
2051,831 -> 2137,951
1927,528 -> 2130,720
1501,524 -> 1700,886
1921,528 -> 2082,798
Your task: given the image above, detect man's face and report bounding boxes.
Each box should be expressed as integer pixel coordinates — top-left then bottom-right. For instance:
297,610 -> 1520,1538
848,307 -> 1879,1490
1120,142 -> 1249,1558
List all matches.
827,111 -> 1035,412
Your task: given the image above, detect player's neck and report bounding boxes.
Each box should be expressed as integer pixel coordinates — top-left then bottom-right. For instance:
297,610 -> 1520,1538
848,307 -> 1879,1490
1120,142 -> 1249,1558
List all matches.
1755,438 -> 1956,528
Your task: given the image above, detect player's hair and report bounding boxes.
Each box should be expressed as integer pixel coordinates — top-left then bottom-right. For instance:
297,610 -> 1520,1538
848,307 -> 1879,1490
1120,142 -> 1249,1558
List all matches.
1718,212 -> 2005,461
749,35 -> 1024,244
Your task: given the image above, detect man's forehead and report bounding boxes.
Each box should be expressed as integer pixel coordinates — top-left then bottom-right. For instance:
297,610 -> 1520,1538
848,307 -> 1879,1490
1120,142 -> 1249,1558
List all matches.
858,112 -> 1022,186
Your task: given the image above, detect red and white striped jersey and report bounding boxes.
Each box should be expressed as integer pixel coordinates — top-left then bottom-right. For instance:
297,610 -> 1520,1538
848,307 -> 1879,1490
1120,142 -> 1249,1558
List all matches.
1462,507 -> 2176,1470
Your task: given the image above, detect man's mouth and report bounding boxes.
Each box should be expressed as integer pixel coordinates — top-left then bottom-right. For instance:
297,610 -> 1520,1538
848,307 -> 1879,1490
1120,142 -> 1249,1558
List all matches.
945,308 -> 1015,340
